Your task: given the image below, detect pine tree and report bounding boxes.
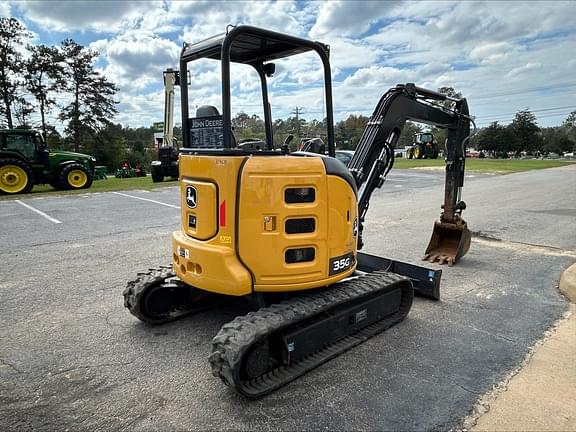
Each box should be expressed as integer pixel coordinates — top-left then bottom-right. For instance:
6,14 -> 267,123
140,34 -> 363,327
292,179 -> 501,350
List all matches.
59,39 -> 118,152
0,17 -> 32,128
24,44 -> 66,138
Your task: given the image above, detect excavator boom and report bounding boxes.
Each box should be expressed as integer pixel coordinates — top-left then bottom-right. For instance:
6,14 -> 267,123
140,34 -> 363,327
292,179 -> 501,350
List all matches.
346,83 -> 472,264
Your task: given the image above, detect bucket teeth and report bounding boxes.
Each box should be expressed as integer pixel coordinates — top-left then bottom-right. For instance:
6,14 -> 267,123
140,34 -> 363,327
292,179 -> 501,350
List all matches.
424,219 -> 471,266
423,253 -> 455,267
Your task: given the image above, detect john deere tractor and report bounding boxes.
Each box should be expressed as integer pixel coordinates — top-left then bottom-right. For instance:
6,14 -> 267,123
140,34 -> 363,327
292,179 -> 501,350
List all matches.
407,132 -> 440,159
0,129 -> 96,195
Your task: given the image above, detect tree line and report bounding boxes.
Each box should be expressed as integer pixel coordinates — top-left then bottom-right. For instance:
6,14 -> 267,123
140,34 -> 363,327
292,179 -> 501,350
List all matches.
215,102 -> 576,158
471,110 -> 576,157
2,16 -> 574,173
0,17 -> 118,154
234,85 -> 576,158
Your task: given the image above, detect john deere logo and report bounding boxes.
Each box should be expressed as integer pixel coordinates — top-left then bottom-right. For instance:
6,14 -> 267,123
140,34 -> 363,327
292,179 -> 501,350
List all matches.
186,186 -> 197,208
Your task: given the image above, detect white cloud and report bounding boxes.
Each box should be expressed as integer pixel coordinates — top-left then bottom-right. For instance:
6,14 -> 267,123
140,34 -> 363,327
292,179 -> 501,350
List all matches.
7,0 -> 576,129
469,42 -> 517,65
116,89 -> 167,127
15,0 -> 162,33
0,2 -> 11,16
90,30 -> 180,93
177,0 -> 306,43
505,62 -> 542,78
329,38 -> 383,70
310,0 -> 402,38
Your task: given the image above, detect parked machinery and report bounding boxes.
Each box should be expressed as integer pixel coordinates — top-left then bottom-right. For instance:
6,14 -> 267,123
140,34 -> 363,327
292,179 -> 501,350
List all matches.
115,161 -> 146,178
0,128 -> 95,194
124,26 -> 473,398
151,68 -> 180,183
407,132 -> 440,159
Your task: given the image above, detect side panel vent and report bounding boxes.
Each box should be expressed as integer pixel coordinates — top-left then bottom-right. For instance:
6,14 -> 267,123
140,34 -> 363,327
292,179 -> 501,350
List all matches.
285,187 -> 315,203
285,248 -> 315,264
285,218 -> 316,234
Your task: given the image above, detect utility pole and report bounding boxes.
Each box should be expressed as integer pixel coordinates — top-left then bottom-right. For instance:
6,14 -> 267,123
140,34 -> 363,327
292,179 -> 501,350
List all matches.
292,106 -> 304,143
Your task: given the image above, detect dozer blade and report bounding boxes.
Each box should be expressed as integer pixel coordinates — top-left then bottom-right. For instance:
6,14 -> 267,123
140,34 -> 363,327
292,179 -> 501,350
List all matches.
423,219 -> 471,266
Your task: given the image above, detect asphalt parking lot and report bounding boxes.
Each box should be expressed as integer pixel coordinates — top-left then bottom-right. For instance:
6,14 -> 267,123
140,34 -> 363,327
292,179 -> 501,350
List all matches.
1,166 -> 575,430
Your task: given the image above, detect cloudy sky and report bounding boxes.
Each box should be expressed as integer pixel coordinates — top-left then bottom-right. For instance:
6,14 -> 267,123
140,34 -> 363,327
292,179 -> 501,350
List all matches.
4,0 -> 576,130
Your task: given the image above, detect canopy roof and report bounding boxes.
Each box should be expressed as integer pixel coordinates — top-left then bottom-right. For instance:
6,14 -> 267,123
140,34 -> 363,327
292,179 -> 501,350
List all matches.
181,25 -> 327,64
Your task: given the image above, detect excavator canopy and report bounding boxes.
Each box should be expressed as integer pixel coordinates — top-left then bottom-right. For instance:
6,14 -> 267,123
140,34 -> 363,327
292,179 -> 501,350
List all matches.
179,25 -> 335,152
181,28 -> 317,64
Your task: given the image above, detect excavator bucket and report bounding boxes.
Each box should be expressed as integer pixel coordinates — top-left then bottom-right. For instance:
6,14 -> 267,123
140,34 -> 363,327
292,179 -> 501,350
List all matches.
423,219 -> 471,266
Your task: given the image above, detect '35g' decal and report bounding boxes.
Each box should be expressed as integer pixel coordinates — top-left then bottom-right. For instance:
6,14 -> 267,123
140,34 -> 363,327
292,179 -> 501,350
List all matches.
329,252 -> 355,275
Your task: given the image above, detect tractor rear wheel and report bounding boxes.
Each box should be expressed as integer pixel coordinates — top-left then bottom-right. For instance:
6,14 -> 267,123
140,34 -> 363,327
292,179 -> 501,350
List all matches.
0,158 -> 34,195
59,164 -> 94,190
414,144 -> 425,159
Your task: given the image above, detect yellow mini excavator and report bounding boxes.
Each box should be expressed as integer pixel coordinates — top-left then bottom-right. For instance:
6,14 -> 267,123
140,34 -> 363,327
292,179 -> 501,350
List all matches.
123,26 -> 473,398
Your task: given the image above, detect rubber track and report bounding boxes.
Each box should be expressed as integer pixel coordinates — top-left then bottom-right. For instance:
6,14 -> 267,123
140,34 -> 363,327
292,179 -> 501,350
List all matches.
209,271 -> 413,398
123,265 -> 192,325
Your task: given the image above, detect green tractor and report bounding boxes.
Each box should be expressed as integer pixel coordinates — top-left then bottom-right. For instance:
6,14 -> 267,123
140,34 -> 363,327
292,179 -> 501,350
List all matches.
0,129 -> 96,195
407,132 -> 440,159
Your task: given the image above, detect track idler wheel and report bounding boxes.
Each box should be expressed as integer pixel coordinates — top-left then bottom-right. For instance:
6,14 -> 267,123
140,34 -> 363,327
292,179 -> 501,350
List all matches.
423,217 -> 471,266
123,266 -> 214,325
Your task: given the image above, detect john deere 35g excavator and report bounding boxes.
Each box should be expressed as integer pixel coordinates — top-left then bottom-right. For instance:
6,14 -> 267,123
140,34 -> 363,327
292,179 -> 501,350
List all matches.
123,26 -> 473,398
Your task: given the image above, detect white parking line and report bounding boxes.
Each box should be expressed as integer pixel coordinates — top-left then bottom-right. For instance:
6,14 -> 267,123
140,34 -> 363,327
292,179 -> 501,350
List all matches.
15,200 -> 62,224
112,192 -> 180,209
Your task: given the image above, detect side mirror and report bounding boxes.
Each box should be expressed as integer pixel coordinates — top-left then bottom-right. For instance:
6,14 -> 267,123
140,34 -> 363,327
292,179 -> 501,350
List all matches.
263,63 -> 275,77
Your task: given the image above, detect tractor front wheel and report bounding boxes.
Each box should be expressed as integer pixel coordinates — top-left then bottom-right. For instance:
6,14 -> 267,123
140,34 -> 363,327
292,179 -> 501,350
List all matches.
59,164 -> 94,190
0,158 -> 34,195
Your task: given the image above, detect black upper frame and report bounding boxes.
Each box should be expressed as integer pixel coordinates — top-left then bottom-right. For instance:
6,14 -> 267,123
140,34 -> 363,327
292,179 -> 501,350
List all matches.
179,25 -> 335,156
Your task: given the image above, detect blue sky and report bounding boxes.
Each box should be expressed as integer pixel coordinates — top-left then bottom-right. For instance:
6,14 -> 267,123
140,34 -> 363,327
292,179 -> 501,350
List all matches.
4,0 -> 576,130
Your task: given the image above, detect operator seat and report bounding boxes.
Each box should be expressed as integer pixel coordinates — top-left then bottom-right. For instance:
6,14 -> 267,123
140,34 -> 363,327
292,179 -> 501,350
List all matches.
196,105 -> 220,118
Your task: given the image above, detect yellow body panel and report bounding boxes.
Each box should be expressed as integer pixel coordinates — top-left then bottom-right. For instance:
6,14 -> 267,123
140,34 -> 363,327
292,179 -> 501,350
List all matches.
173,155 -> 252,296
172,153 -> 358,296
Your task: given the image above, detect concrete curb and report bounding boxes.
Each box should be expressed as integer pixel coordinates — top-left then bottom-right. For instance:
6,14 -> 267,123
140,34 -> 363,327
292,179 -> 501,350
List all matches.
467,262 -> 576,431
559,262 -> 576,303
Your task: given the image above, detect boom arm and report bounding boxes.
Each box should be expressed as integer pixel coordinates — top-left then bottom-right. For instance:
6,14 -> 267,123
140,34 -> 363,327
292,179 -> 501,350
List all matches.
348,83 -> 471,250
163,69 -> 180,149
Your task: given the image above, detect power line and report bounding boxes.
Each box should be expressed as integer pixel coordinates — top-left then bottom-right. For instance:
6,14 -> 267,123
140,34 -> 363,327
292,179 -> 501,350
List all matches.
471,92 -> 576,108
476,111 -> 574,126
471,82 -> 576,101
475,104 -> 576,121
479,112 -> 572,122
